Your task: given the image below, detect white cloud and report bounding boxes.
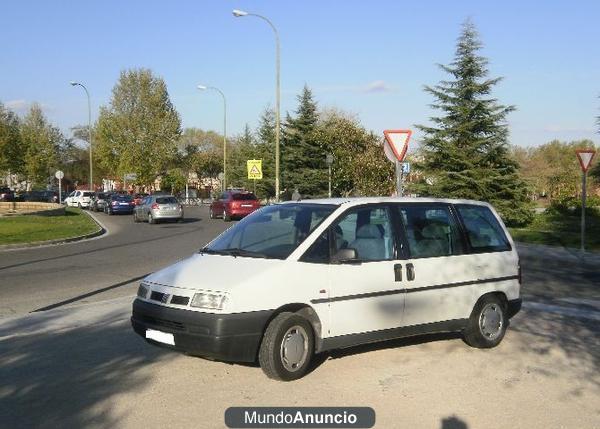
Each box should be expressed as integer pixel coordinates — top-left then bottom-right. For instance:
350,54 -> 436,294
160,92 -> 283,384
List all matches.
315,80 -> 398,94
5,99 -> 29,113
3,99 -> 53,115
362,80 -> 395,93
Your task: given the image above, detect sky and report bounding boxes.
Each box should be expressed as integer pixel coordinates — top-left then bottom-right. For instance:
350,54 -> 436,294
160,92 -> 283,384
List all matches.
1,0 -> 599,148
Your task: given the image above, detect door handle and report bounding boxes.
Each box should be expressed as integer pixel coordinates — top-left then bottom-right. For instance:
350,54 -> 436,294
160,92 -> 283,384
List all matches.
393,263 -> 403,281
406,263 -> 415,281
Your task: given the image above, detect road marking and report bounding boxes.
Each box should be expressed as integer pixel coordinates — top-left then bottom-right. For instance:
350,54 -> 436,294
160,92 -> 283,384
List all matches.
523,301 -> 600,322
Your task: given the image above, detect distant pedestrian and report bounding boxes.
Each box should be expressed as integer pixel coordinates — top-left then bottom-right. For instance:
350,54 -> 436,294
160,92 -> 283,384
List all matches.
291,188 -> 301,201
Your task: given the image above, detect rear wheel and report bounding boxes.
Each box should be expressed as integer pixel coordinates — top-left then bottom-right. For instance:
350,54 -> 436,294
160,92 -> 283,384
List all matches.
209,208 -> 215,219
148,212 -> 155,224
223,209 -> 231,222
463,295 -> 507,348
133,211 -> 139,223
258,312 -> 314,381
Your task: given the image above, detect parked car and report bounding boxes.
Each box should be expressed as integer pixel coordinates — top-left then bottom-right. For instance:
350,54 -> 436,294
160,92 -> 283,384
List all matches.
131,197 -> 522,381
105,194 -> 135,215
133,195 -> 183,224
133,193 -> 149,206
209,191 -> 260,221
64,190 -> 94,208
89,192 -> 110,212
0,187 -> 15,201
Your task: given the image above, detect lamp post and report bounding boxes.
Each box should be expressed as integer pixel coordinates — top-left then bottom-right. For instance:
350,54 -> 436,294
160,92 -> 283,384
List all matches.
233,9 -> 281,201
70,81 -> 93,190
198,85 -> 227,191
326,153 -> 334,198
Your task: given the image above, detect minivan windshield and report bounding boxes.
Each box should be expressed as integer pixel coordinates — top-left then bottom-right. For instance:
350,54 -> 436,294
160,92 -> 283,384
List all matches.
202,203 -> 337,259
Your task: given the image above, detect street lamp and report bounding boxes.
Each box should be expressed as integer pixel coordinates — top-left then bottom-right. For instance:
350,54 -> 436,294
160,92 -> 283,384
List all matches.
197,85 -> 227,191
70,81 -> 93,190
326,153 -> 334,198
233,9 -> 281,201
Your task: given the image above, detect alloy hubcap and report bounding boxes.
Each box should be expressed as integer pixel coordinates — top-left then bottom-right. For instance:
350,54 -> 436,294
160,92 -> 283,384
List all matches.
479,303 -> 503,340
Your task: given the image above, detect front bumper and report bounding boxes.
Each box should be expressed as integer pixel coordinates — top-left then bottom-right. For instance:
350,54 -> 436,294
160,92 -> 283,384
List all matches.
507,298 -> 522,318
131,299 -> 272,362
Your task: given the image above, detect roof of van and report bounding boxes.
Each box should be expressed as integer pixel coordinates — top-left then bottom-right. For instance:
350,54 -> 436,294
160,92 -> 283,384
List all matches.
279,197 -> 491,207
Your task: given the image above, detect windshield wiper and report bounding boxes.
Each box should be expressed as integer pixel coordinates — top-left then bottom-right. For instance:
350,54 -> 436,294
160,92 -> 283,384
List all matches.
200,247 -> 269,259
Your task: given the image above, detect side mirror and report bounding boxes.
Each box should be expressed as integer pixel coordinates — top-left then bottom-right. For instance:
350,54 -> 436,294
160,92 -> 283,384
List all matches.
331,248 -> 359,264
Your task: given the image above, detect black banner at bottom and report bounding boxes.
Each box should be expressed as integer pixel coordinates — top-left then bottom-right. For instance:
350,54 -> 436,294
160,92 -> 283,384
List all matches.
225,407 -> 375,428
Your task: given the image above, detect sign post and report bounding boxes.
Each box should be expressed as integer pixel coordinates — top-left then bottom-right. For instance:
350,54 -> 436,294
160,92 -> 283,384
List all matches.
383,130 -> 412,196
575,149 -> 596,253
55,170 -> 64,204
247,160 -> 263,195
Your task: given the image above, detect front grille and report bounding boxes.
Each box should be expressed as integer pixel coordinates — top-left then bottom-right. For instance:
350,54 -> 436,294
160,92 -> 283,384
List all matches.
170,295 -> 190,306
139,314 -> 185,331
150,291 -> 170,304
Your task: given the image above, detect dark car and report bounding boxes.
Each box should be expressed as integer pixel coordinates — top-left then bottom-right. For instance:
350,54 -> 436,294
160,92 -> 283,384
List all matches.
0,187 -> 15,201
90,192 -> 110,212
105,194 -> 135,215
209,191 -> 260,221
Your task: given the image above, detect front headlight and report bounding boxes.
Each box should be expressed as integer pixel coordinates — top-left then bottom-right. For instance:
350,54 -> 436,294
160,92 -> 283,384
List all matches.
137,283 -> 149,298
190,292 -> 228,310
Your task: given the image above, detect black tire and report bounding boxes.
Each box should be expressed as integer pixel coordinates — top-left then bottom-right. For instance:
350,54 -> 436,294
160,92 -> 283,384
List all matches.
133,212 -> 139,223
463,295 -> 507,349
258,312 -> 314,381
148,213 -> 155,224
78,203 -> 82,209
107,207 -> 113,215
209,208 -> 215,219
223,209 -> 231,222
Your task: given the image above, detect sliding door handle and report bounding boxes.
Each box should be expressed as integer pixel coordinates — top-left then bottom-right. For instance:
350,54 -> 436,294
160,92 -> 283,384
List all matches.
393,263 -> 403,282
406,263 -> 415,281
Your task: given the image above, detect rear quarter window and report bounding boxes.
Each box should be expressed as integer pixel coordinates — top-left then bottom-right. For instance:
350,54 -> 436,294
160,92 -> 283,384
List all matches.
456,205 -> 511,253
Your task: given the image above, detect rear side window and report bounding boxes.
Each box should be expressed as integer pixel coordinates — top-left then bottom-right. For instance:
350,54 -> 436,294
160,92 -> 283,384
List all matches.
156,197 -> 178,204
232,193 -> 257,201
456,205 -> 511,253
399,204 -> 464,258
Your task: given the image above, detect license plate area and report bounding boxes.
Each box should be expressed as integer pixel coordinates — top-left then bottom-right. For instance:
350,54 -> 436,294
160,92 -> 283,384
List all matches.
146,329 -> 175,345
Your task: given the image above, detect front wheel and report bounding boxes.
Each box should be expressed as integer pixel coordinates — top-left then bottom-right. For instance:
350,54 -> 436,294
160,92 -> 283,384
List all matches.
258,312 -> 314,381
209,208 -> 215,219
463,295 -> 507,348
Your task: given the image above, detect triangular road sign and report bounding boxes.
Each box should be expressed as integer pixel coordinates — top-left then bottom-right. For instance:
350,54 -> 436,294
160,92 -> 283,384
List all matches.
250,165 -> 260,174
576,149 -> 596,172
383,129 -> 412,162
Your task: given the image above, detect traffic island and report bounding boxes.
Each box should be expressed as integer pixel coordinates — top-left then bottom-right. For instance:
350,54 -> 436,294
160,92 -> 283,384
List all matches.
0,207 -> 103,248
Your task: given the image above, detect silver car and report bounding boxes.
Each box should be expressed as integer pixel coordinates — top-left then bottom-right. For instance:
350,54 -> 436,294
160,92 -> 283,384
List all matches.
133,195 -> 183,224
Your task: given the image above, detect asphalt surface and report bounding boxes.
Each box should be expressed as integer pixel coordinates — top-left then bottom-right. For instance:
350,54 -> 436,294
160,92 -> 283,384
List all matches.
0,207 -> 599,428
0,206 -> 229,318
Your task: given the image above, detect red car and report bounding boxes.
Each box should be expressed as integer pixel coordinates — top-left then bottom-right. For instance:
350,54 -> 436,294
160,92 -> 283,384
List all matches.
209,191 -> 260,221
133,193 -> 148,206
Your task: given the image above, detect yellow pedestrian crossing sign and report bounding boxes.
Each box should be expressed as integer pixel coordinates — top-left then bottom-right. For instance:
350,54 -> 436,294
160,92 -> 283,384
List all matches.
247,159 -> 263,180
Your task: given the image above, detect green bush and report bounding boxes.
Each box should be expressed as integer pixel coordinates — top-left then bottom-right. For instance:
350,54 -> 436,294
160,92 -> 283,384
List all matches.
550,194 -> 600,215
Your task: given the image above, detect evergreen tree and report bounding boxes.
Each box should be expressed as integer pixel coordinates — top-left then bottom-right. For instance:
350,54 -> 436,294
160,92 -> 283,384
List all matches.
414,20 -> 533,226
255,107 -> 276,199
282,85 -> 327,197
228,124 -> 256,190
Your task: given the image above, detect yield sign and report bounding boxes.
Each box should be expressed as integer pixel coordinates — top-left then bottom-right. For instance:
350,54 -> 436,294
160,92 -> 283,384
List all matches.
576,149 -> 596,173
383,129 -> 412,162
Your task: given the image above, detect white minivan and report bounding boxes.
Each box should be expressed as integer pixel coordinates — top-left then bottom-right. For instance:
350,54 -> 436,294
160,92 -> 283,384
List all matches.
131,198 -> 522,381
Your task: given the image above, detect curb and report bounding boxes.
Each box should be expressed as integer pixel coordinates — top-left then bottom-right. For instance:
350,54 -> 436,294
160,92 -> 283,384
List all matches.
0,209 -> 108,252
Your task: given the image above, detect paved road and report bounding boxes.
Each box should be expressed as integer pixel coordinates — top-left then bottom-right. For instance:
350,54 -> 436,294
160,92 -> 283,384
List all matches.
1,210 -> 599,428
0,206 -> 230,318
